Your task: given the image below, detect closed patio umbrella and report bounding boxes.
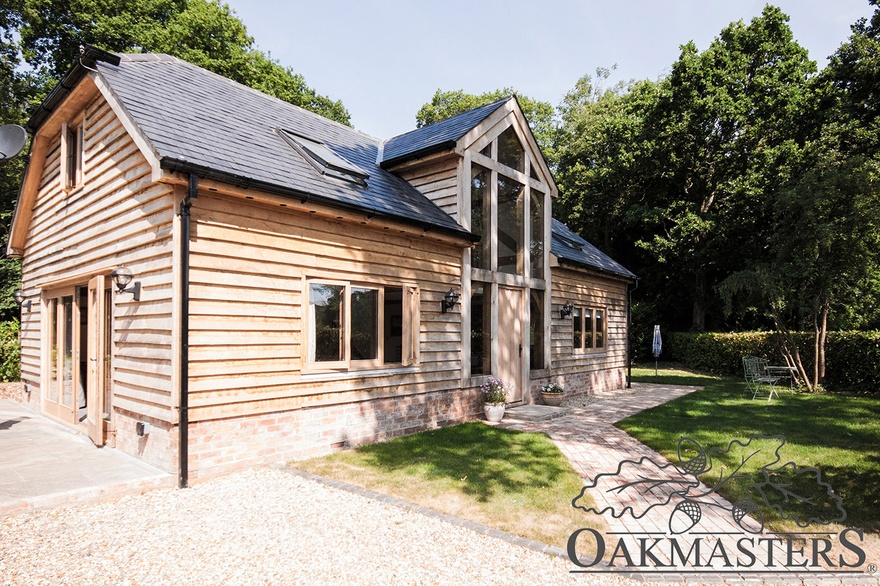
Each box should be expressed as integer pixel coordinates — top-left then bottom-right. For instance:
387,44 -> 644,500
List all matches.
652,325 -> 662,376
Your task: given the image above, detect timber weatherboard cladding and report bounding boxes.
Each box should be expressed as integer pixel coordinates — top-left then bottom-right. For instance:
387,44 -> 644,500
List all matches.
185,193 -> 464,422
19,94 -> 177,424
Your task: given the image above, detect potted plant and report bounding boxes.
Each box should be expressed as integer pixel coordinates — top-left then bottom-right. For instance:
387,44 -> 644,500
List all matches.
481,377 -> 511,422
541,382 -> 565,407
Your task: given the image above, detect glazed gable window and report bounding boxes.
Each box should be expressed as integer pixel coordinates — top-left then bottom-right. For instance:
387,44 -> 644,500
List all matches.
572,306 -> 605,352
307,280 -> 418,370
61,121 -> 84,190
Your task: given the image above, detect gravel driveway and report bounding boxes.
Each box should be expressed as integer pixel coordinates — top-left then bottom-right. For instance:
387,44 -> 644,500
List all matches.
0,467 -> 636,586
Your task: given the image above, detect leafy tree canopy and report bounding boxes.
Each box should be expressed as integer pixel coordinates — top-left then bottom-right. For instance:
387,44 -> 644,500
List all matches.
6,0 -> 350,125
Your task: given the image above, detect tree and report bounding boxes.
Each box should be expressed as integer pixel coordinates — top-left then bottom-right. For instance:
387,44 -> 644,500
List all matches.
556,68 -> 663,253
9,0 -> 351,125
415,88 -> 558,164
639,6 -> 816,331
721,2 -> 880,389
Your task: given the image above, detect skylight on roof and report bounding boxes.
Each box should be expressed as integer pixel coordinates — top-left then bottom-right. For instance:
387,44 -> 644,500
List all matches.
279,129 -> 369,186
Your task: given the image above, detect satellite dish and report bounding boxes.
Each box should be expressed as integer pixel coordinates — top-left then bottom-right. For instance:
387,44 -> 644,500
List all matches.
0,124 -> 27,159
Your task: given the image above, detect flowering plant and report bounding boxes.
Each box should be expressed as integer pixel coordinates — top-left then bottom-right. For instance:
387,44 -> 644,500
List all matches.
541,382 -> 565,394
481,377 -> 512,404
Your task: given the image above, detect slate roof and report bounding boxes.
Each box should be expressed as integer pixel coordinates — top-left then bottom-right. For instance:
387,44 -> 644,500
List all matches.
380,97 -> 510,167
94,54 -> 474,240
551,219 -> 636,280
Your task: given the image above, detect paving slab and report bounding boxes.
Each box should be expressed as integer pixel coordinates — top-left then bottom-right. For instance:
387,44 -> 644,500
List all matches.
0,399 -> 174,516
504,404 -> 570,421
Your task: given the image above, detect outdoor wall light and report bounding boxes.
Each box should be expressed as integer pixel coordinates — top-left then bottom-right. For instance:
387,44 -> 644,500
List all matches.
560,301 -> 574,318
110,265 -> 141,301
12,289 -> 31,311
441,289 -> 460,313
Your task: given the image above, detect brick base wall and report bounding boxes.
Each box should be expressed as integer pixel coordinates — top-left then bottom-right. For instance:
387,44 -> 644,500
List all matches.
185,387 -> 484,480
113,408 -> 178,474
529,366 -> 626,404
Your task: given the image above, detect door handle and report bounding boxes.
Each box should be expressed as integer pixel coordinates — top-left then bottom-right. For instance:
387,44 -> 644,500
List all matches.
519,344 -> 522,356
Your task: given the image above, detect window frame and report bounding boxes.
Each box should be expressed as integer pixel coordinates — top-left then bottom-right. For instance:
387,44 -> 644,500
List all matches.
61,119 -> 84,192
304,278 -> 418,372
572,305 -> 607,353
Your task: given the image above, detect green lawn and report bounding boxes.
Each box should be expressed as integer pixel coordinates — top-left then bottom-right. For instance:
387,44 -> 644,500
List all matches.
295,421 -> 600,548
621,365 -> 880,533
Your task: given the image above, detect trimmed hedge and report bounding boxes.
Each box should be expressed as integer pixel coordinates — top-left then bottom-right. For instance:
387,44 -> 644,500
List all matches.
664,330 -> 879,394
0,320 -> 20,382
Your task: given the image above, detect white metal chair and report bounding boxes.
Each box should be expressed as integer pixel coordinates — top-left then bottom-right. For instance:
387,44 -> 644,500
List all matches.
742,356 -> 782,401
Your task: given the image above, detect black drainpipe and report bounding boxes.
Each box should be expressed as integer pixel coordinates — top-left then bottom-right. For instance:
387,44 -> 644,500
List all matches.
178,174 -> 198,488
626,278 -> 639,389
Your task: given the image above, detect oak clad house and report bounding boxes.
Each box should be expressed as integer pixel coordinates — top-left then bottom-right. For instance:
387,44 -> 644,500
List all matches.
8,47 -> 635,483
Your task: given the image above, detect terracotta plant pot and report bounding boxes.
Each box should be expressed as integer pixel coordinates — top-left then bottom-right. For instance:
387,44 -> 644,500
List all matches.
484,402 -> 506,422
541,392 -> 564,407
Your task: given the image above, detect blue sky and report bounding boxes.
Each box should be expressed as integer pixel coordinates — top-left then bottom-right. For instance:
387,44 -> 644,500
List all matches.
224,0 -> 875,139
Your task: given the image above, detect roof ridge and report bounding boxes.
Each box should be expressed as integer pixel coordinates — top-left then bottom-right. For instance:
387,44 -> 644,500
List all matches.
383,95 -> 512,145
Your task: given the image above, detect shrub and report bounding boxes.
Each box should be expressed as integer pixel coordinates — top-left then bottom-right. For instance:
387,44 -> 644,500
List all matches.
0,319 -> 20,382
664,330 -> 879,394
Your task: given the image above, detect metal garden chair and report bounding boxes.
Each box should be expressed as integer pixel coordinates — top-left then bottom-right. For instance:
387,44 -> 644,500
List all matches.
742,356 -> 783,401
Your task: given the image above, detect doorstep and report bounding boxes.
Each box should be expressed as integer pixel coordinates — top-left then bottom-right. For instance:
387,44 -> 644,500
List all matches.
502,404 -> 570,422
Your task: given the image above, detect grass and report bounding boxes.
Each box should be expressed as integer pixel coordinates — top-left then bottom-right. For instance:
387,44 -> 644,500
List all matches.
295,421 -> 600,549
620,364 -> 880,535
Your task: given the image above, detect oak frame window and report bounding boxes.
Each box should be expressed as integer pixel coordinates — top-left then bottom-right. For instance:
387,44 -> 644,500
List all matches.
306,279 -> 418,371
572,306 -> 606,352
61,121 -> 84,191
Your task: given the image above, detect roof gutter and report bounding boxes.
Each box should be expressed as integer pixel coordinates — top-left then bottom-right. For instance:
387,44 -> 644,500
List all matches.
160,157 -> 480,243
555,257 -> 637,283
26,44 -> 120,133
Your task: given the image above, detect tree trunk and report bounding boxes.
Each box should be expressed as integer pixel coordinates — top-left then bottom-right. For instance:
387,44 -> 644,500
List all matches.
771,312 -> 812,392
817,300 -> 829,387
691,270 -> 706,332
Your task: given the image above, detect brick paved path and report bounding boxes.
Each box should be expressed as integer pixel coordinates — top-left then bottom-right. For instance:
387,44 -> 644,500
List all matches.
499,384 -> 873,585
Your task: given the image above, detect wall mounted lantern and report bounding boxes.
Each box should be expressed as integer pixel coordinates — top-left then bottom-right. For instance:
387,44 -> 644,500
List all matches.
441,289 -> 460,313
560,301 -> 574,319
111,265 -> 141,301
12,289 -> 31,311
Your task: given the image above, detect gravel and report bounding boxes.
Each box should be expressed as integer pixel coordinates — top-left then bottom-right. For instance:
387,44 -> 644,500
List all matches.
0,467 -> 639,586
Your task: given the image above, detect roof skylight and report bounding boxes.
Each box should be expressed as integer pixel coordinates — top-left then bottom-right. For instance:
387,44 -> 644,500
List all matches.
279,129 -> 369,186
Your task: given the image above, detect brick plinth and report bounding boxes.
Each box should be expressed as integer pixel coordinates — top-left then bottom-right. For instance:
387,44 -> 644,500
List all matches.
185,388 -> 484,480
530,366 -> 626,403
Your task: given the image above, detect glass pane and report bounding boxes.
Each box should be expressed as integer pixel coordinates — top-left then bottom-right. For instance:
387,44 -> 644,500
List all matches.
103,288 -> 112,418
573,307 -> 582,349
384,287 -> 403,363
529,290 -> 544,370
530,163 -> 539,180
530,188 -> 544,278
48,299 -> 58,402
77,288 -> 87,418
584,308 -> 594,349
470,283 -> 491,376
497,175 -> 523,275
351,287 -> 378,361
479,143 -> 491,158
310,284 -> 344,362
497,126 -> 524,173
595,309 -> 605,348
470,165 -> 490,270
61,296 -> 74,408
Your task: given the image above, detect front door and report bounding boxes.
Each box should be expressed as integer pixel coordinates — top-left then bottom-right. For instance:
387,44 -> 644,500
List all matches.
86,275 -> 108,445
498,287 -> 525,403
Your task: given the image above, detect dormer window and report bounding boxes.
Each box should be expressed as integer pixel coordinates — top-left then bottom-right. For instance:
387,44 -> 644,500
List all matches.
62,121 -> 83,190
279,129 -> 369,186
